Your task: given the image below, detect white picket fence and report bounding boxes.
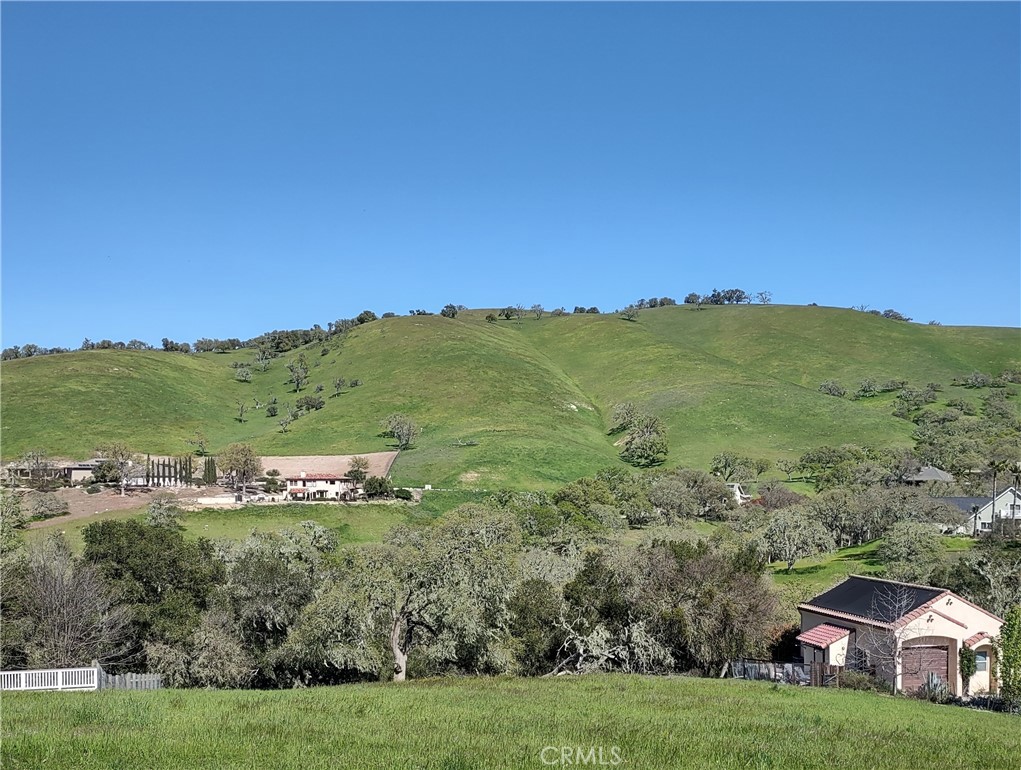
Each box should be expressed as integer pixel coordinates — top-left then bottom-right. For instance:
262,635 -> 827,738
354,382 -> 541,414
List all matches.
0,667 -> 98,691
0,663 -> 162,692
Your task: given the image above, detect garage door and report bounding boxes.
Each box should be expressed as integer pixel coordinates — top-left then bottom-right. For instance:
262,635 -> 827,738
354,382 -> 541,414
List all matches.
902,645 -> 949,693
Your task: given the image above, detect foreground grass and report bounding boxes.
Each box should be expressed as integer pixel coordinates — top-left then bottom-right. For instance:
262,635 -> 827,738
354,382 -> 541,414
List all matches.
3,675 -> 1017,769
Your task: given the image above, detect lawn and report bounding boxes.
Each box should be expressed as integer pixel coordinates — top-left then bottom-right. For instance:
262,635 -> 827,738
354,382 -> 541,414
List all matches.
27,491 -> 485,552
2,675 -> 1017,769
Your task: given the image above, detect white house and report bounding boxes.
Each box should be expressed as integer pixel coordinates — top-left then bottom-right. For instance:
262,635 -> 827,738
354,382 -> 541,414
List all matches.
797,575 -> 1003,696
285,472 -> 358,501
938,487 -> 1021,534
726,483 -> 752,505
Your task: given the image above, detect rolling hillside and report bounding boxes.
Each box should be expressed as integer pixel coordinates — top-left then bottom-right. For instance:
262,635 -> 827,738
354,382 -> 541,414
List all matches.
2,305 -> 1018,488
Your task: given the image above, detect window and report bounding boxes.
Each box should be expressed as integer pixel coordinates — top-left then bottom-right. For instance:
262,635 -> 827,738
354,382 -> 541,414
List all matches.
975,651 -> 989,672
980,522 -> 992,531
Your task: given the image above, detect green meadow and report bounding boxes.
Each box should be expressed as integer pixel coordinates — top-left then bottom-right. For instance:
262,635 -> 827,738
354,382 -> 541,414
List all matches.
3,675 -> 1017,770
3,305 -> 1018,489
26,490 -> 485,552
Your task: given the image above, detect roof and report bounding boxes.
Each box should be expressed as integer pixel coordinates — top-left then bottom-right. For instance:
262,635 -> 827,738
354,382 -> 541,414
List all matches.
285,473 -> 345,481
800,576 -> 945,625
796,623 -> 851,649
936,496 -> 991,514
904,466 -> 954,483
965,631 -> 993,648
259,453 -> 398,480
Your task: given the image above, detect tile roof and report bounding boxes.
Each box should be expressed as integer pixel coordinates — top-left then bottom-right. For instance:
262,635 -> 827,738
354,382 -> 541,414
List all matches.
285,473 -> 345,481
796,624 -> 851,649
964,631 -> 993,648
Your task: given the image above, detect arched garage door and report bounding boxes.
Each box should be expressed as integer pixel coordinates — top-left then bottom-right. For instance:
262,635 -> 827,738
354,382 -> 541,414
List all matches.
902,645 -> 949,692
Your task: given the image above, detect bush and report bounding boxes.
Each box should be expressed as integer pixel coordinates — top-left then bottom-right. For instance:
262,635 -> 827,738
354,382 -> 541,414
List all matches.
818,381 -> 846,398
394,488 -> 413,500
295,395 -> 325,411
915,672 -> 956,705
86,485 -> 102,495
836,670 -> 892,694
364,476 -> 393,498
30,493 -> 70,520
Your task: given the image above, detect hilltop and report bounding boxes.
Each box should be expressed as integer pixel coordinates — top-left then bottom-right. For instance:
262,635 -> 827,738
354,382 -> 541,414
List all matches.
2,305 -> 1018,488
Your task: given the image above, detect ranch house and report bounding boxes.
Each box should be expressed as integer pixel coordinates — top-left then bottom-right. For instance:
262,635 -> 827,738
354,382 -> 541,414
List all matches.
797,575 -> 1002,696
285,472 -> 358,501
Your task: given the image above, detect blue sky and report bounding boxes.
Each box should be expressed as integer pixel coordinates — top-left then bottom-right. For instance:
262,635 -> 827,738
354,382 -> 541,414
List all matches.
2,2 -> 1019,348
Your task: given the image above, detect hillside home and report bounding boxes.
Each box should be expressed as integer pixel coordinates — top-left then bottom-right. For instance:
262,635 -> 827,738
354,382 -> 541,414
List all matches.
4,458 -> 104,485
285,472 -> 358,501
797,575 -> 1002,695
726,483 -> 752,505
937,487 -> 1021,534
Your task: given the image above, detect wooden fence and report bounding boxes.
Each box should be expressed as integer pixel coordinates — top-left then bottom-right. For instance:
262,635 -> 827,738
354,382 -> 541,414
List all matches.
0,663 -> 161,692
731,659 -> 843,687
95,664 -> 162,691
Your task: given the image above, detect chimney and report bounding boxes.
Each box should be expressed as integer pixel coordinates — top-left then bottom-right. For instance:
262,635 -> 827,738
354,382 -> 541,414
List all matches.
300,471 -> 306,478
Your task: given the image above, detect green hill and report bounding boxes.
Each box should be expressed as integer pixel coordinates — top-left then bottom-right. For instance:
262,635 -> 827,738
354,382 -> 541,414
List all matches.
2,305 -> 1018,488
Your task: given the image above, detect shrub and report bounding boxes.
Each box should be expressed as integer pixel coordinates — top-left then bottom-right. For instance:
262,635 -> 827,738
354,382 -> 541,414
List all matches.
818,381 -> 846,398
915,672 -> 956,705
836,670 -> 892,694
30,493 -> 69,520
86,485 -> 102,495
394,488 -> 413,501
295,395 -> 325,411
364,476 -> 393,498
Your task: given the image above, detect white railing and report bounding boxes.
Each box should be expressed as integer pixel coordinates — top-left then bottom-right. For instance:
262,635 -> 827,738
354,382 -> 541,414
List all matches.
0,667 -> 98,691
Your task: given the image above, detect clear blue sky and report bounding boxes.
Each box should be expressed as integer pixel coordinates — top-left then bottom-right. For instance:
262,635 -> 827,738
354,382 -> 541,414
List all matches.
2,2 -> 1019,348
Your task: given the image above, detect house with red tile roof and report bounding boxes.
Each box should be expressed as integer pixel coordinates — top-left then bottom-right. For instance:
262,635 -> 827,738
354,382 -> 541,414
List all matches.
797,575 -> 1003,695
285,472 -> 358,501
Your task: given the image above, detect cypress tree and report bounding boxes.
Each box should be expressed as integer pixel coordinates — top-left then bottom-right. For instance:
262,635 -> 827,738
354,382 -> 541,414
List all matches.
145,455 -> 151,486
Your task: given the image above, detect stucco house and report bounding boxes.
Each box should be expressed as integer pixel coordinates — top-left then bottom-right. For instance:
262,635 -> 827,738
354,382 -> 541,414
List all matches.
937,487 -> 1021,534
285,472 -> 358,501
797,575 -> 1002,695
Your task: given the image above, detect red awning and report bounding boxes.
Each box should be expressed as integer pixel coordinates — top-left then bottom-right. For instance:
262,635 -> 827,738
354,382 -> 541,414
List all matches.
796,623 -> 851,649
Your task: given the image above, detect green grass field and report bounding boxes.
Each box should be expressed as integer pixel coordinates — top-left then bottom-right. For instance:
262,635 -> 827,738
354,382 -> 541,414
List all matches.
2,675 -> 1017,769
26,490 -> 485,552
2,306 -> 1018,489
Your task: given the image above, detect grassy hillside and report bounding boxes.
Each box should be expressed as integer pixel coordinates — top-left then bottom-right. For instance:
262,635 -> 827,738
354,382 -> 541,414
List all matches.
2,305 -> 1018,488
3,675 -> 1018,769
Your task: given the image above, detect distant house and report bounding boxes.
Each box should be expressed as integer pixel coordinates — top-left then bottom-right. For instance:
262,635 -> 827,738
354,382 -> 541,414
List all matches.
285,472 -> 358,501
726,483 -> 752,505
936,487 -> 1021,534
4,458 -> 104,486
903,465 -> 954,485
797,575 -> 1002,695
